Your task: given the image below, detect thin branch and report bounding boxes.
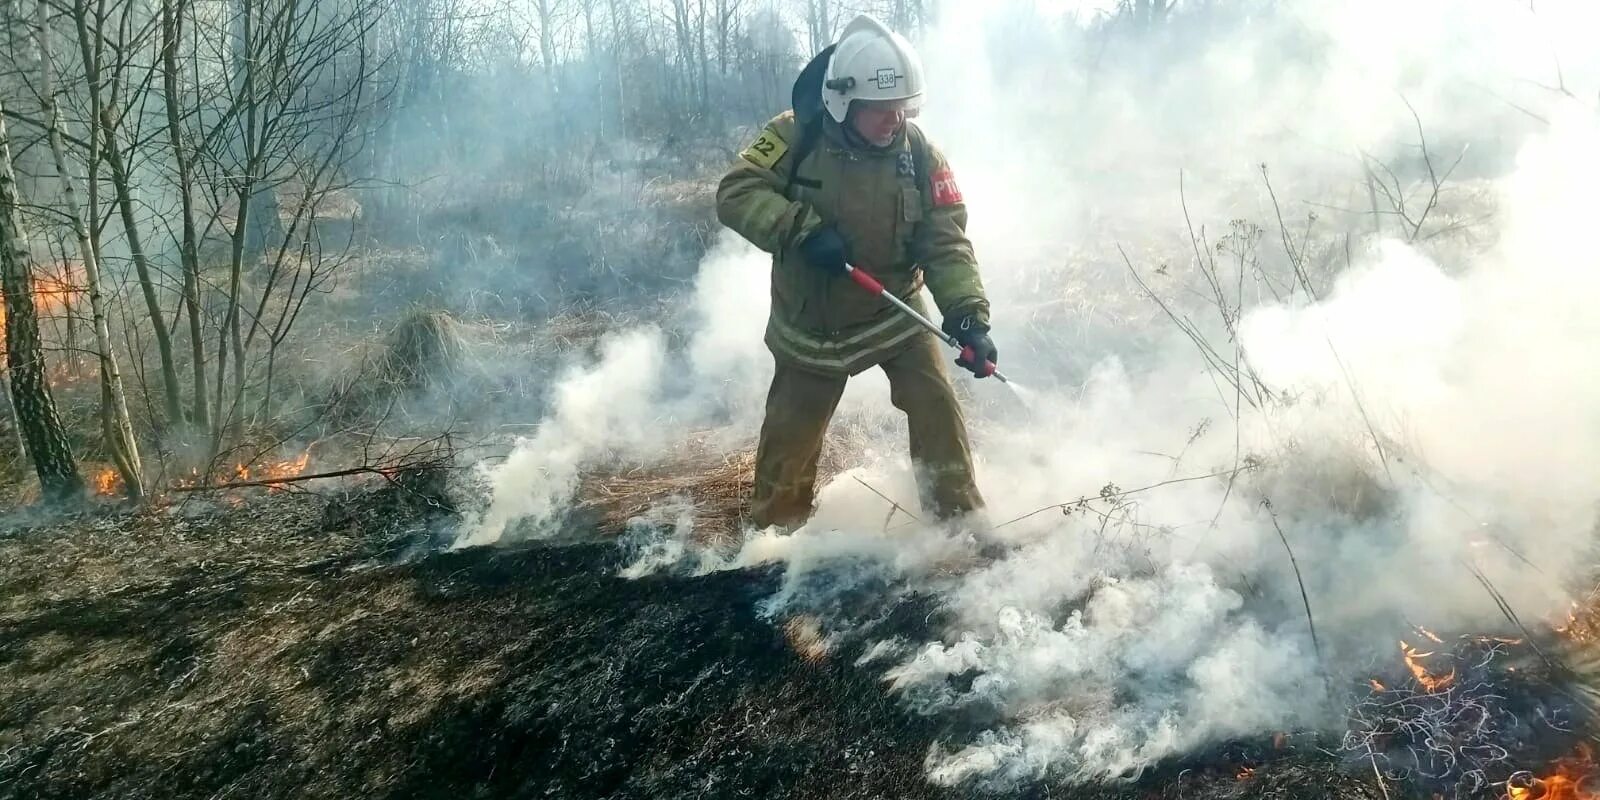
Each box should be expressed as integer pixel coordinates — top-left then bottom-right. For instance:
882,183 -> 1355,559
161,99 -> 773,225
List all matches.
1260,163 -> 1318,301
171,463 -> 401,491
1119,243 -> 1264,411
1262,498 -> 1329,698
996,465 -> 1259,530
853,475 -> 922,525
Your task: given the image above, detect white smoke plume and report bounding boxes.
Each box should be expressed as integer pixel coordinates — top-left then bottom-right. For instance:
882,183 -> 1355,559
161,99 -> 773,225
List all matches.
874,105 -> 1600,783
462,0 -> 1600,787
456,327 -> 670,546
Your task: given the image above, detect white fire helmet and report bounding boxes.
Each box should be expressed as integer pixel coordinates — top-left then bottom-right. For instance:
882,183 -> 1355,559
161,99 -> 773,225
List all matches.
820,15 -> 926,124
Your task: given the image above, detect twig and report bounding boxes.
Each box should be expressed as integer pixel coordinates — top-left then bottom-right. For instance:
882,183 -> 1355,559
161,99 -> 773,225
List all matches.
996,465 -> 1258,529
1399,96 -> 1467,241
1119,243 -> 1262,411
1179,171 -> 1228,313
1260,168 -> 1395,482
1262,498 -> 1329,697
1325,340 -> 1395,484
853,476 -> 921,525
1460,558 -> 1555,673
171,463 -> 428,492
1259,164 -> 1320,300
1402,463 -> 1545,575
1369,747 -> 1393,800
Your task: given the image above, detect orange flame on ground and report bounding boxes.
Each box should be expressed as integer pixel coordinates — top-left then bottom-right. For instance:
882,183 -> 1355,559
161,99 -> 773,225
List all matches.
157,451 -> 313,493
1558,600 -> 1600,644
1509,745 -> 1599,800
1236,766 -> 1256,781
229,451 -> 312,491
267,451 -> 312,480
92,467 -> 120,495
1400,640 -> 1457,693
1369,679 -> 1387,692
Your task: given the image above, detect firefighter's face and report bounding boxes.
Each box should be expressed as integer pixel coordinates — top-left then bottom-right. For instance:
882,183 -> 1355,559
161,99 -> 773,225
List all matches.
849,99 -> 913,147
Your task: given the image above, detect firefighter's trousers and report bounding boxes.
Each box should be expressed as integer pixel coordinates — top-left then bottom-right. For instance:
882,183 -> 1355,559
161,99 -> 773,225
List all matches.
750,332 -> 984,531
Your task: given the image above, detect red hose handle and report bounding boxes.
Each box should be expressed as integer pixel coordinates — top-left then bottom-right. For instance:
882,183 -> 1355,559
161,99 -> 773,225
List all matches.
959,346 -> 998,378
847,266 -> 885,294
848,265 -> 999,379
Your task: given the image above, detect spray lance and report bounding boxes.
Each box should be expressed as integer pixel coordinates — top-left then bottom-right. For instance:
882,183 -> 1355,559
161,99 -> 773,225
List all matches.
844,264 -> 1010,384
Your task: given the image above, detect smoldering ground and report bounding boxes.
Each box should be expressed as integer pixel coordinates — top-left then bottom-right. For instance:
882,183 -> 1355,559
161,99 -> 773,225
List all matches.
459,0 -> 1600,792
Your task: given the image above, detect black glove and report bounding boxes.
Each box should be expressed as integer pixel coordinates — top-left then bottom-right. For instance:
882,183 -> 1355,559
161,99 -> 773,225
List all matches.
943,314 -> 998,379
798,226 -> 849,276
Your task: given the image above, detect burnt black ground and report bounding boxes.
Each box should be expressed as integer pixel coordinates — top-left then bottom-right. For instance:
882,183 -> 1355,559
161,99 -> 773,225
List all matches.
0,485 -> 1384,800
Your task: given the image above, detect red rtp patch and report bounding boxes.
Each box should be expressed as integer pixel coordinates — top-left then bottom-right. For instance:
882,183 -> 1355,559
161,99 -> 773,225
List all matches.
931,167 -> 963,207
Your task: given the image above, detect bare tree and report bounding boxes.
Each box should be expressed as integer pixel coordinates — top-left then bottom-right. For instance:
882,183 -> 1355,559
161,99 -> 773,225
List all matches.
532,0 -> 563,96
805,0 -> 832,55
65,0 -> 187,430
187,0 -> 392,460
1121,0 -> 1176,31
160,0 -> 209,432
0,96 -> 82,503
0,0 -> 870,499
38,0 -> 142,499
714,0 -> 742,78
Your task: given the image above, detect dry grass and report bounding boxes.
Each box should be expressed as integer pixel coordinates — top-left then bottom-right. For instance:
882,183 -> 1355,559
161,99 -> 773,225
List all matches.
322,310 -> 468,420
576,425 -> 872,547
578,445 -> 756,547
534,307 -> 636,351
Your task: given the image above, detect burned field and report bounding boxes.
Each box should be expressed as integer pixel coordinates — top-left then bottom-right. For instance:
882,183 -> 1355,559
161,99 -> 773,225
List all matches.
0,480 -> 1412,800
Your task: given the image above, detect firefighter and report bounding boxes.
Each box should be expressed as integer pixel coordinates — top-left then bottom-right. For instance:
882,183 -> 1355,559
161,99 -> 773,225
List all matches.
716,14 -> 998,536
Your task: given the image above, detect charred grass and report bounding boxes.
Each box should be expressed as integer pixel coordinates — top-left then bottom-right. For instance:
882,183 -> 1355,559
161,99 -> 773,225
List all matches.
0,483 -> 1377,799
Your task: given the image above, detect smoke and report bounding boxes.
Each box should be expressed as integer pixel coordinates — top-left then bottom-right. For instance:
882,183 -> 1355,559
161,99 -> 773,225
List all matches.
459,0 -> 1600,788
457,327 -> 671,545
874,104 -> 1600,783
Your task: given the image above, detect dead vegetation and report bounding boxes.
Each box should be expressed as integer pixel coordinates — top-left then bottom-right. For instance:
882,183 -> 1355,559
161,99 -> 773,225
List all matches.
0,482 -> 1380,800
578,444 -> 758,546
575,426 -> 871,546
322,310 -> 469,424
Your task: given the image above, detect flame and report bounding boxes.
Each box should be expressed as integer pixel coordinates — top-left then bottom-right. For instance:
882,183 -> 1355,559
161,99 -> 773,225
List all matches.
92,467 -> 120,495
32,275 -> 79,313
0,266 -> 85,329
264,451 -> 312,481
1369,679 -> 1387,692
1508,745 -> 1599,800
258,451 -> 312,492
229,451 -> 312,491
173,467 -> 204,489
1,266 -> 92,380
162,451 -> 311,493
1236,766 -> 1256,781
782,614 -> 831,664
1400,640 -> 1456,693
1558,600 -> 1600,644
